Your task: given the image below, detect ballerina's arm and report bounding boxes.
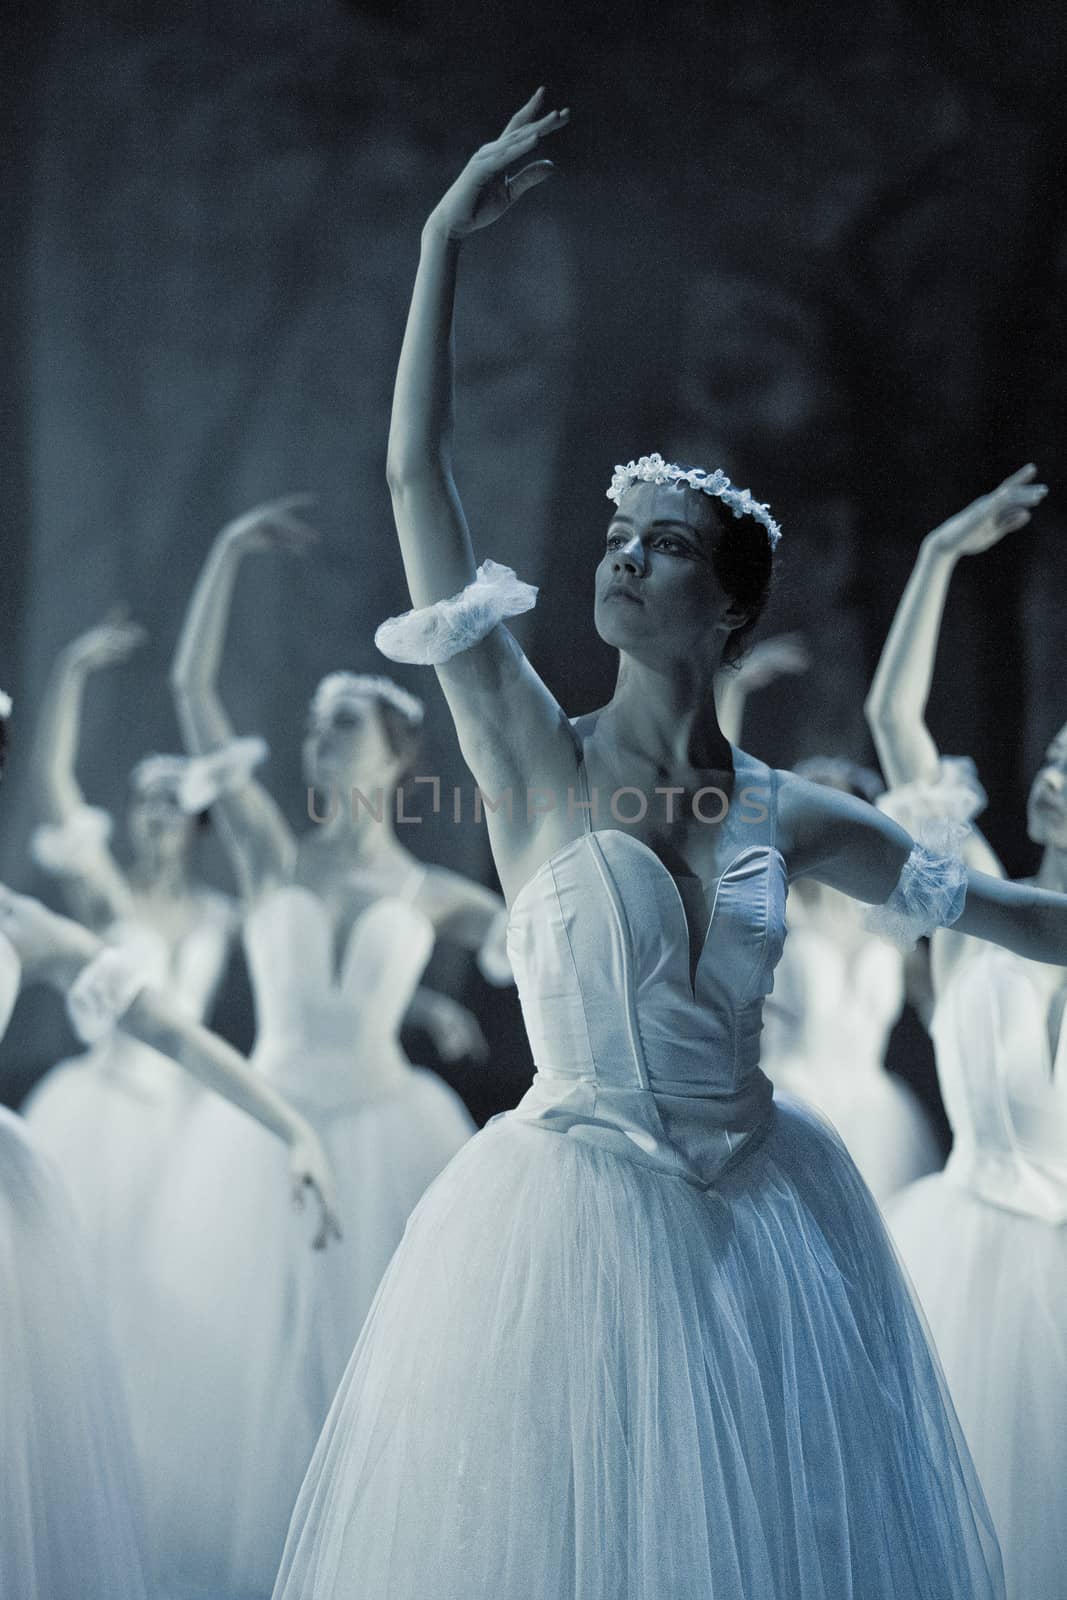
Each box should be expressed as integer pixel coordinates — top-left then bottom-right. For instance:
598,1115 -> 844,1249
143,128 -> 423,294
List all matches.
714,634 -> 811,747
0,885 -> 342,1249
169,501 -> 317,900
863,466 -> 1046,880
30,617 -> 144,928
781,772 -> 1067,966
382,94 -> 577,900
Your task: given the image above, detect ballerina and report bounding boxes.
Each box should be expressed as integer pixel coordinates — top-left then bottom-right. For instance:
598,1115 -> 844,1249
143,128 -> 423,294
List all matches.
273,92 -> 1067,1599
22,613 -> 255,1277
759,753 -> 943,1202
144,497 -> 512,1596
865,465 -> 1065,1599
0,689 -> 339,1600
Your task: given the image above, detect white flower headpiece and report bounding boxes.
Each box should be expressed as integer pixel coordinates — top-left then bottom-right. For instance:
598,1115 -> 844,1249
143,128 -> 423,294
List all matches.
130,736 -> 269,814
311,672 -> 424,730
607,453 -> 782,550
0,690 -> 12,720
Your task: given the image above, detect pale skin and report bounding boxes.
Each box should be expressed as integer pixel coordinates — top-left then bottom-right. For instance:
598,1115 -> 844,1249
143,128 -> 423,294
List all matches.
169,499 -> 508,1065
864,467 -> 1067,1042
32,615 -> 235,998
385,91 -> 1067,975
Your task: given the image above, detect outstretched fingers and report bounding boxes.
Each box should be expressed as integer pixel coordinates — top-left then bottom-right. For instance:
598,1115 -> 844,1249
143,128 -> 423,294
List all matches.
500,86 -> 546,135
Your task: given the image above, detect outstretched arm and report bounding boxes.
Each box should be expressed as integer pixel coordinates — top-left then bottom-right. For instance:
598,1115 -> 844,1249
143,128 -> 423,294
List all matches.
31,618 -> 145,927
0,886 -> 341,1249
863,466 -> 1045,878
382,94 -> 579,901
715,634 -> 811,747
170,501 -> 316,899
781,772 -> 1067,968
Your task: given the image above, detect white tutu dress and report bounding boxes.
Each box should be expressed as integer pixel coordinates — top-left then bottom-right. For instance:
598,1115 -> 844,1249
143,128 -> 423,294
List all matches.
266,563 -> 1004,1599
887,936 -> 1067,1598
0,928 -> 149,1600
761,886 -> 941,1202
136,885 -> 475,1598
22,872 -> 236,1303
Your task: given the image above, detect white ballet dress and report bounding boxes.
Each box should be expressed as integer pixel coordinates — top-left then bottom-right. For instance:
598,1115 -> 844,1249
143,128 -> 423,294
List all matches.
136,885 -> 475,1598
0,929 -> 149,1600
762,886 -> 941,1202
887,937 -> 1067,1599
21,888 -> 236,1307
270,581 -> 1003,1600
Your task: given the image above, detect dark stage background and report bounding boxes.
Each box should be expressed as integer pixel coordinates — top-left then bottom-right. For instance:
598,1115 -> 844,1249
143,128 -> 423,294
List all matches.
1,0 -> 1065,1129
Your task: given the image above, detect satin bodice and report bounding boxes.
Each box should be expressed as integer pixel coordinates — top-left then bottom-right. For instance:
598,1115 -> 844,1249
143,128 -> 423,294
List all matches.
507,754 -> 786,1187
243,885 -> 434,1112
934,943 -> 1067,1222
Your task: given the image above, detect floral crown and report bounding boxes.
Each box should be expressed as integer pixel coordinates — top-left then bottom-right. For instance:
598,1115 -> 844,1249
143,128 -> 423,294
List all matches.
607,453 -> 781,550
311,672 -> 424,729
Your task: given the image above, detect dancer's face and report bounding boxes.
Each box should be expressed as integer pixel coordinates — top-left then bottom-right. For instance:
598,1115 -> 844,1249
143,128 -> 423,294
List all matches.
1027,722 -> 1067,850
303,692 -> 401,794
127,780 -> 193,862
593,482 -> 744,666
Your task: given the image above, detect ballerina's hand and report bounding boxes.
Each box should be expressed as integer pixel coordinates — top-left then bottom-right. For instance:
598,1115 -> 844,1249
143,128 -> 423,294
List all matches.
221,495 -> 321,557
0,886 -> 95,977
425,993 -> 490,1064
733,633 -> 811,693
928,464 -> 1048,558
289,1128 -> 343,1252
66,614 -> 148,673
428,88 -> 569,241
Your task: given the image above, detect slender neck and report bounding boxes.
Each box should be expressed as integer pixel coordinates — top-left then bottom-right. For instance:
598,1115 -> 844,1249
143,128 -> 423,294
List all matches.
1035,841 -> 1067,897
600,652 -> 731,773
130,848 -> 188,899
310,785 -> 401,854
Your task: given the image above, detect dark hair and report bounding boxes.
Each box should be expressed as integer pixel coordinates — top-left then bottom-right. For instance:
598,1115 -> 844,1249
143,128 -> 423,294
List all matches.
375,697 -> 422,778
706,498 -> 775,669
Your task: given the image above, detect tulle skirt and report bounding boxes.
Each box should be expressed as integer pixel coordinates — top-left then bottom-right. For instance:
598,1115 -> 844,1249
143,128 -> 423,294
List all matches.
768,1058 -> 942,1203
274,1097 -> 1003,1599
0,1108 -> 148,1600
136,1062 -> 475,1599
21,1035 -> 195,1305
887,1173 -> 1067,1600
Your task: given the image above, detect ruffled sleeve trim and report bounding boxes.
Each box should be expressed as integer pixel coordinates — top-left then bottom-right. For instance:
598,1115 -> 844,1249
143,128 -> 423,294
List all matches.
865,841 -> 969,951
375,560 -> 538,666
65,947 -> 149,1046
30,806 -> 114,877
876,755 -> 987,844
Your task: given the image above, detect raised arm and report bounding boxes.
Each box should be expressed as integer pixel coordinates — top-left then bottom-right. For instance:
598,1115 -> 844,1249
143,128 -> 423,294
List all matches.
0,885 -> 341,1249
714,634 -> 811,747
864,466 -> 1045,877
169,500 -> 317,899
31,618 -> 145,927
381,95 -> 580,900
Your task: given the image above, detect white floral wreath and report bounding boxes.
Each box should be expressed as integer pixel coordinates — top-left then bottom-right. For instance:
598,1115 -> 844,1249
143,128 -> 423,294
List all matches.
607,453 -> 782,550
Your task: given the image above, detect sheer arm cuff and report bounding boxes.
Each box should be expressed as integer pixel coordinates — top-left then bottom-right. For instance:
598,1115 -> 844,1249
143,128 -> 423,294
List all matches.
876,755 -> 987,846
65,948 -> 148,1045
375,560 -> 538,665
31,807 -> 114,876
476,907 -> 514,987
865,842 -> 968,951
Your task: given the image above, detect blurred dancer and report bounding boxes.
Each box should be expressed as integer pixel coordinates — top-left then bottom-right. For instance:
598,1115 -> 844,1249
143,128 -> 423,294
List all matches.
866,465 -> 1066,1599
23,614 -> 254,1269
0,689 -> 338,1600
146,497 -> 511,1595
